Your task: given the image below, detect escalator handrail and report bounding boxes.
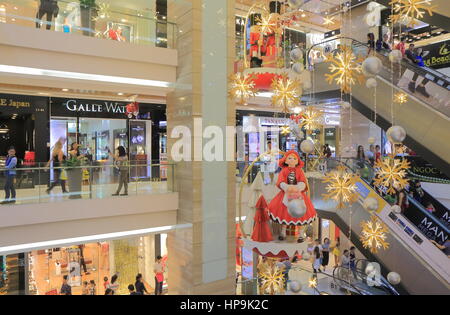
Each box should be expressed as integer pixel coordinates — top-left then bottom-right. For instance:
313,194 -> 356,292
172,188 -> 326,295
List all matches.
307,36 -> 450,88
355,259 -> 400,295
331,265 -> 391,295
340,157 -> 450,236
330,265 -> 365,295
334,265 -> 395,295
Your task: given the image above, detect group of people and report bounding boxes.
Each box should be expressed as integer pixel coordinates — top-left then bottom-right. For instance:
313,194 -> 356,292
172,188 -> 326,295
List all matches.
60,255 -> 165,295
1,141 -> 132,203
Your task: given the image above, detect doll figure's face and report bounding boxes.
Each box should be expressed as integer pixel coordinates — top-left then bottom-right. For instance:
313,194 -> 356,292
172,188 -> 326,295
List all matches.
286,154 -> 298,168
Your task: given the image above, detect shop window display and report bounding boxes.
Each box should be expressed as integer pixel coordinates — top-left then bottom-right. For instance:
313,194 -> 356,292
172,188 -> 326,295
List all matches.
26,233 -> 168,295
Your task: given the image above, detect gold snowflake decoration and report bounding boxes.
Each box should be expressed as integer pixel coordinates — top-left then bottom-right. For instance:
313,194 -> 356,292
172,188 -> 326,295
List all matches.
360,215 -> 390,254
228,73 -> 258,105
308,276 -> 318,288
322,165 -> 359,209
394,92 -> 408,105
92,3 -> 111,21
259,260 -> 285,294
325,46 -> 364,94
256,13 -> 279,35
323,16 -> 335,25
280,125 -> 291,136
389,0 -> 436,27
299,107 -> 323,131
374,155 -> 410,195
271,74 -> 302,113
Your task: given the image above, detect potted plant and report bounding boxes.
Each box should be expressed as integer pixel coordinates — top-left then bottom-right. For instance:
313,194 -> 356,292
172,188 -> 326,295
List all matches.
64,157 -> 84,199
79,0 -> 97,36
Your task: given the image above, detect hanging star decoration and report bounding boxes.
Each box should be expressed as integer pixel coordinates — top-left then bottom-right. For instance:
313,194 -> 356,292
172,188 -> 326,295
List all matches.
322,165 -> 359,209
280,125 -> 291,136
228,73 -> 258,105
92,3 -> 111,21
373,155 -> 410,195
271,74 -> 302,113
360,215 -> 390,253
323,16 -> 335,25
258,260 -> 285,294
290,114 -> 303,124
389,0 -> 436,27
394,92 -> 408,105
308,276 -> 318,289
256,13 -> 279,35
299,107 -> 323,131
325,46 -> 364,94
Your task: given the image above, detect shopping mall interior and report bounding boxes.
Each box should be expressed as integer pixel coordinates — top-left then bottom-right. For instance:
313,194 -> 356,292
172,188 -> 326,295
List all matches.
0,0 -> 448,296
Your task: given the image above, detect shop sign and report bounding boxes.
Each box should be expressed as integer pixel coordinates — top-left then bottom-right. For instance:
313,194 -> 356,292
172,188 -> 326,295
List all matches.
259,117 -> 289,126
0,98 -> 31,109
404,206 -> 449,245
51,98 -> 128,118
323,114 -> 340,126
422,40 -> 450,70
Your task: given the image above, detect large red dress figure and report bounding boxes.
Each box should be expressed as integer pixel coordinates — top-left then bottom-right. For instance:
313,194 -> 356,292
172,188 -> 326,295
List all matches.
268,151 -> 316,237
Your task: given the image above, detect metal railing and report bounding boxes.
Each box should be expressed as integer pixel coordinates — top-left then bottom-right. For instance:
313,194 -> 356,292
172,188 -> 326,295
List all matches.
0,162 -> 174,205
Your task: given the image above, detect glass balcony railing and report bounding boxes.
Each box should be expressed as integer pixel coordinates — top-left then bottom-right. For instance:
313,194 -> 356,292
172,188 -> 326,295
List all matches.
0,0 -> 177,49
0,162 -> 174,206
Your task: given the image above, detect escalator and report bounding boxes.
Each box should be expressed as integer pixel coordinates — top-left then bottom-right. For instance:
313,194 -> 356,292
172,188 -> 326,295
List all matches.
309,159 -> 450,295
309,38 -> 450,177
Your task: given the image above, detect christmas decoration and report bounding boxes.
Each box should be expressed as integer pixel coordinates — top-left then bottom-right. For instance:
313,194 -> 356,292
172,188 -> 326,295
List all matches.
387,271 -> 401,285
271,74 -> 302,113
391,205 -> 402,214
362,57 -> 382,77
389,50 -> 403,63
300,139 -> 315,154
387,126 -> 407,144
322,165 -> 359,209
256,13 -> 278,35
363,197 -> 379,212
92,3 -> 111,21
280,125 -> 292,136
374,155 -> 410,195
288,280 -> 302,293
259,259 -> 286,294
125,102 -> 139,118
308,276 -> 318,288
360,215 -> 390,253
299,107 -> 323,131
389,0 -> 436,27
394,92 -> 408,105
366,78 -> 378,88
325,46 -> 364,94
252,196 -> 273,242
323,16 -> 335,25
228,73 -> 258,105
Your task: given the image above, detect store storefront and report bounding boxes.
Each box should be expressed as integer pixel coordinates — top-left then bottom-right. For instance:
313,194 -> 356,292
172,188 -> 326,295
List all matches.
50,97 -> 167,180
0,233 -> 169,295
0,93 -> 49,166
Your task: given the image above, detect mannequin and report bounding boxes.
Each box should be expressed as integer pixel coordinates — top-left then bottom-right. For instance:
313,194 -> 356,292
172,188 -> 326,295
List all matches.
36,0 -> 59,30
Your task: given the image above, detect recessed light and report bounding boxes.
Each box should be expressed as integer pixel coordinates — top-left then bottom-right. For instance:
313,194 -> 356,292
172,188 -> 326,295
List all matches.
117,92 -> 124,96
62,88 -> 69,92
121,19 -> 127,23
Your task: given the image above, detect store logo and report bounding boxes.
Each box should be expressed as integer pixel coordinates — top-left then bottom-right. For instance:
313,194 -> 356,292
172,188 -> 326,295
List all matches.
0,98 -> 31,108
65,100 -> 126,114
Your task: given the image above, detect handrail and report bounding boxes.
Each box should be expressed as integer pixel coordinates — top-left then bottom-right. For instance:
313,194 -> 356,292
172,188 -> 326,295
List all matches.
0,163 -> 172,172
307,36 -> 450,88
341,157 -> 450,236
354,259 -> 400,295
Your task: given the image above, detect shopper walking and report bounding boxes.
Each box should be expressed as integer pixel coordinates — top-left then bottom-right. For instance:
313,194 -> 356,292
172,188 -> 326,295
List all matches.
81,281 -> 89,295
312,246 -> 322,274
322,238 -> 331,272
128,284 -> 141,295
109,274 -> 119,294
110,146 -> 129,196
349,246 -> 358,280
47,139 -> 66,195
103,277 -> 109,293
154,255 -> 164,295
332,237 -> 341,268
89,280 -> 96,295
60,275 -> 72,295
2,147 -> 17,204
135,273 -> 148,295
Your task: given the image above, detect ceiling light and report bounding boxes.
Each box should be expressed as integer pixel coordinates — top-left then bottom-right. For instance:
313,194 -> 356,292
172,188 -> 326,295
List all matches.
0,65 -> 171,88
118,92 -> 124,95
62,88 -> 69,92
